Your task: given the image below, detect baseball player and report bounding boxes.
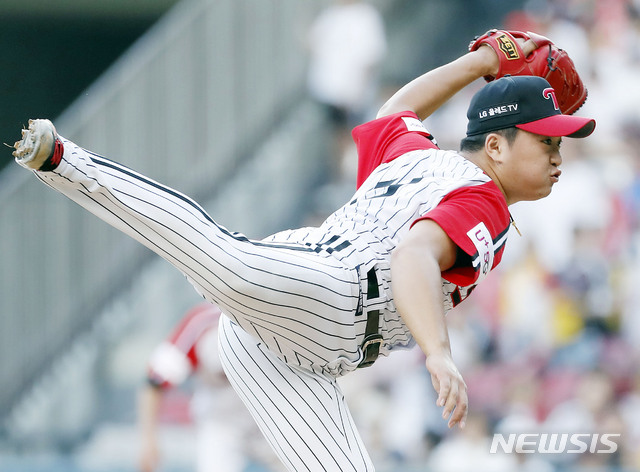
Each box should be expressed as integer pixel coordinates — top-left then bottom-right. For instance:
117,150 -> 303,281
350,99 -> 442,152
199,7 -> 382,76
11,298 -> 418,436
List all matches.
13,31 -> 595,471
139,303 -> 272,472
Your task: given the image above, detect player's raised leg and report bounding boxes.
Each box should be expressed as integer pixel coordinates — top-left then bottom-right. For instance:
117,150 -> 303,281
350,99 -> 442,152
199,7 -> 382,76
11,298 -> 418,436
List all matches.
13,120 -> 362,370
218,315 -> 375,472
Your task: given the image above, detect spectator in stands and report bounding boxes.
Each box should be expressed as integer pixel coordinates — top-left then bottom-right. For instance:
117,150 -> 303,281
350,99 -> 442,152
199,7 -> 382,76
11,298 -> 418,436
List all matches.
138,303 -> 276,472
306,0 -> 387,183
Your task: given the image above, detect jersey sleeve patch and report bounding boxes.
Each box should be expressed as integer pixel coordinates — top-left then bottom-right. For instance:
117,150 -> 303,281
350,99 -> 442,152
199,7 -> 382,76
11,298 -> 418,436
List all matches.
401,116 -> 429,133
466,222 -> 494,284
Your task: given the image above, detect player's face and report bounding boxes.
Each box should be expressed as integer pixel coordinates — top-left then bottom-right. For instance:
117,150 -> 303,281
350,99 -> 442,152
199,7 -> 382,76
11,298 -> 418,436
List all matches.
500,130 -> 563,203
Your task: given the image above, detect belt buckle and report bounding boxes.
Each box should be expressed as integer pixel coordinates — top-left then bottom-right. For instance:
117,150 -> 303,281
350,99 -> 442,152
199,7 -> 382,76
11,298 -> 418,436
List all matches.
358,333 -> 383,368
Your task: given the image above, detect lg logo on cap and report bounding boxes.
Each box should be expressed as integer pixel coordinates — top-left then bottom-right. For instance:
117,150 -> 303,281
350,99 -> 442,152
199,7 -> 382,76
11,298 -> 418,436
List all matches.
543,87 -> 560,111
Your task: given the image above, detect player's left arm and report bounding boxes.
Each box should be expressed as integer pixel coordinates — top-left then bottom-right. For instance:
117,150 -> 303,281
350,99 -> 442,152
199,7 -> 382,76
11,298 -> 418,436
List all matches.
377,37 -> 538,121
390,219 -> 468,429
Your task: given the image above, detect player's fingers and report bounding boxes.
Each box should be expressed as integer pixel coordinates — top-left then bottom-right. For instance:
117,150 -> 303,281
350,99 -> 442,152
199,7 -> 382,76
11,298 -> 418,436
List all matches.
521,38 -> 539,56
430,373 -> 440,393
448,387 -> 469,429
441,381 -> 459,421
436,376 -> 451,408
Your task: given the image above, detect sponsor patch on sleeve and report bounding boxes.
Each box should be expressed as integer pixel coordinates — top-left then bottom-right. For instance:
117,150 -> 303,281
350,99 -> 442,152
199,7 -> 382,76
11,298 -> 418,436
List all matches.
466,222 -> 494,284
401,116 -> 428,133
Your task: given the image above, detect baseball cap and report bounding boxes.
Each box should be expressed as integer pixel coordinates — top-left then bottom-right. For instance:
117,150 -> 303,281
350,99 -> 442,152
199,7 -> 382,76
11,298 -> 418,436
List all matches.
466,75 -> 595,138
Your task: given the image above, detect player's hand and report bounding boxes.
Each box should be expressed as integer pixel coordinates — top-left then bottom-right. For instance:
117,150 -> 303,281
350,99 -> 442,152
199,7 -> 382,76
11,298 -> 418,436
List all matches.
425,352 -> 468,429
478,37 -> 541,79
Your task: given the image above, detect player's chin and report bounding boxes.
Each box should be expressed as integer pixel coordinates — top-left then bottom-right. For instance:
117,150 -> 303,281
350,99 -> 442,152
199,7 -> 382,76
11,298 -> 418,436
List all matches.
522,185 -> 554,202
541,184 -> 555,199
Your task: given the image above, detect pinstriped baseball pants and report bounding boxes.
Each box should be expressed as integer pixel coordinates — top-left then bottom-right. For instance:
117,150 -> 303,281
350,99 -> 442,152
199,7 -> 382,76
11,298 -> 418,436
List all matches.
36,138 -> 375,471
219,316 -> 373,471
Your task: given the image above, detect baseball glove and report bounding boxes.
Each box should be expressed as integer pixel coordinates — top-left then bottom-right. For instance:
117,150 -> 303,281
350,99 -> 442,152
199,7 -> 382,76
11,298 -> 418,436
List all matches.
468,29 -> 587,115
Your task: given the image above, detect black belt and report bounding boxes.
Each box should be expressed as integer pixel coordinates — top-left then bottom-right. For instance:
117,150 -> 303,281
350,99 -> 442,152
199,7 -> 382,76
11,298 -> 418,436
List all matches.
357,267 -> 383,368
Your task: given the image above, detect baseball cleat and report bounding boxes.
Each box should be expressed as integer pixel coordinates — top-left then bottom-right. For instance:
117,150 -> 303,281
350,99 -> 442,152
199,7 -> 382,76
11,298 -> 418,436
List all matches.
13,119 -> 60,170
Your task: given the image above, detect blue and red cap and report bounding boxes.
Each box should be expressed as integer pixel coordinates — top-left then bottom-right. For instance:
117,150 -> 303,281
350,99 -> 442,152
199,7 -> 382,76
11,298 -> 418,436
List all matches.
466,75 -> 595,138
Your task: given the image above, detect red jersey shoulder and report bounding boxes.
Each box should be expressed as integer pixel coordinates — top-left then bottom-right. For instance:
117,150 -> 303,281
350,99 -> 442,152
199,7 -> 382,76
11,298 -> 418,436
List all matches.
413,182 -> 510,286
352,111 -> 439,188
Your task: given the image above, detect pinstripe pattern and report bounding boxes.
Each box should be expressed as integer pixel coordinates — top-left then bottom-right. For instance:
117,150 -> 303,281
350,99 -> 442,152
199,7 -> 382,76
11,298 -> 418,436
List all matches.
218,315 -> 373,472
33,138 -> 503,367
313,149 -> 497,353
32,136 -> 509,471
37,139 -> 364,374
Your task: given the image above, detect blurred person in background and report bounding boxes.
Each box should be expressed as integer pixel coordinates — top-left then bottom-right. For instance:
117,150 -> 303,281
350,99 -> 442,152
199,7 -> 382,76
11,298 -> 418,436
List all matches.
138,303 -> 276,472
619,371 -> 640,469
542,369 -> 625,470
427,411 -> 518,472
306,0 -> 387,184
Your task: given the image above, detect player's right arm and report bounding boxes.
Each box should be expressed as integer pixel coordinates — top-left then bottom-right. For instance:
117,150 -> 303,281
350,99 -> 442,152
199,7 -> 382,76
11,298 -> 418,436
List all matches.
390,218 -> 468,429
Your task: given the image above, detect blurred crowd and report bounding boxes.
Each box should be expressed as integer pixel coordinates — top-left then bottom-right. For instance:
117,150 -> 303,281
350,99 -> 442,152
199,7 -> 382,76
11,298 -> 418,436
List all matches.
327,0 -> 640,471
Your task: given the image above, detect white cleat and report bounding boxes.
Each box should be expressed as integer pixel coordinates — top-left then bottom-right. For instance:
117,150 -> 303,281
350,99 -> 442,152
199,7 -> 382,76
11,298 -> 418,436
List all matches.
13,119 -> 58,170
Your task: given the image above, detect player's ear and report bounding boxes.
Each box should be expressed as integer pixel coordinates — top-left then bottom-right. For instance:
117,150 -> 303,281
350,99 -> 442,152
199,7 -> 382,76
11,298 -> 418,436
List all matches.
484,132 -> 505,164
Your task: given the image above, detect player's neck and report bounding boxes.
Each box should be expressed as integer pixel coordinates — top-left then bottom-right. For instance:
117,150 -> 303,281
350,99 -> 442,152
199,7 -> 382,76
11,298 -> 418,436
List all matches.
460,151 -> 510,204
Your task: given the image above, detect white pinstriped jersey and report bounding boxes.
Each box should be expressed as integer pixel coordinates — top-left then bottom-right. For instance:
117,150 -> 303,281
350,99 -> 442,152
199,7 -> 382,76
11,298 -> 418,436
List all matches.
264,111 -> 511,357
331,152 -> 503,277
267,152 -> 509,355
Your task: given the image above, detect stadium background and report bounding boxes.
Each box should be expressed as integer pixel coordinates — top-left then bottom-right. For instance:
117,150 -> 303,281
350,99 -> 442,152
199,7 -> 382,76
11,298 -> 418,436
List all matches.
1,0 -> 639,471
